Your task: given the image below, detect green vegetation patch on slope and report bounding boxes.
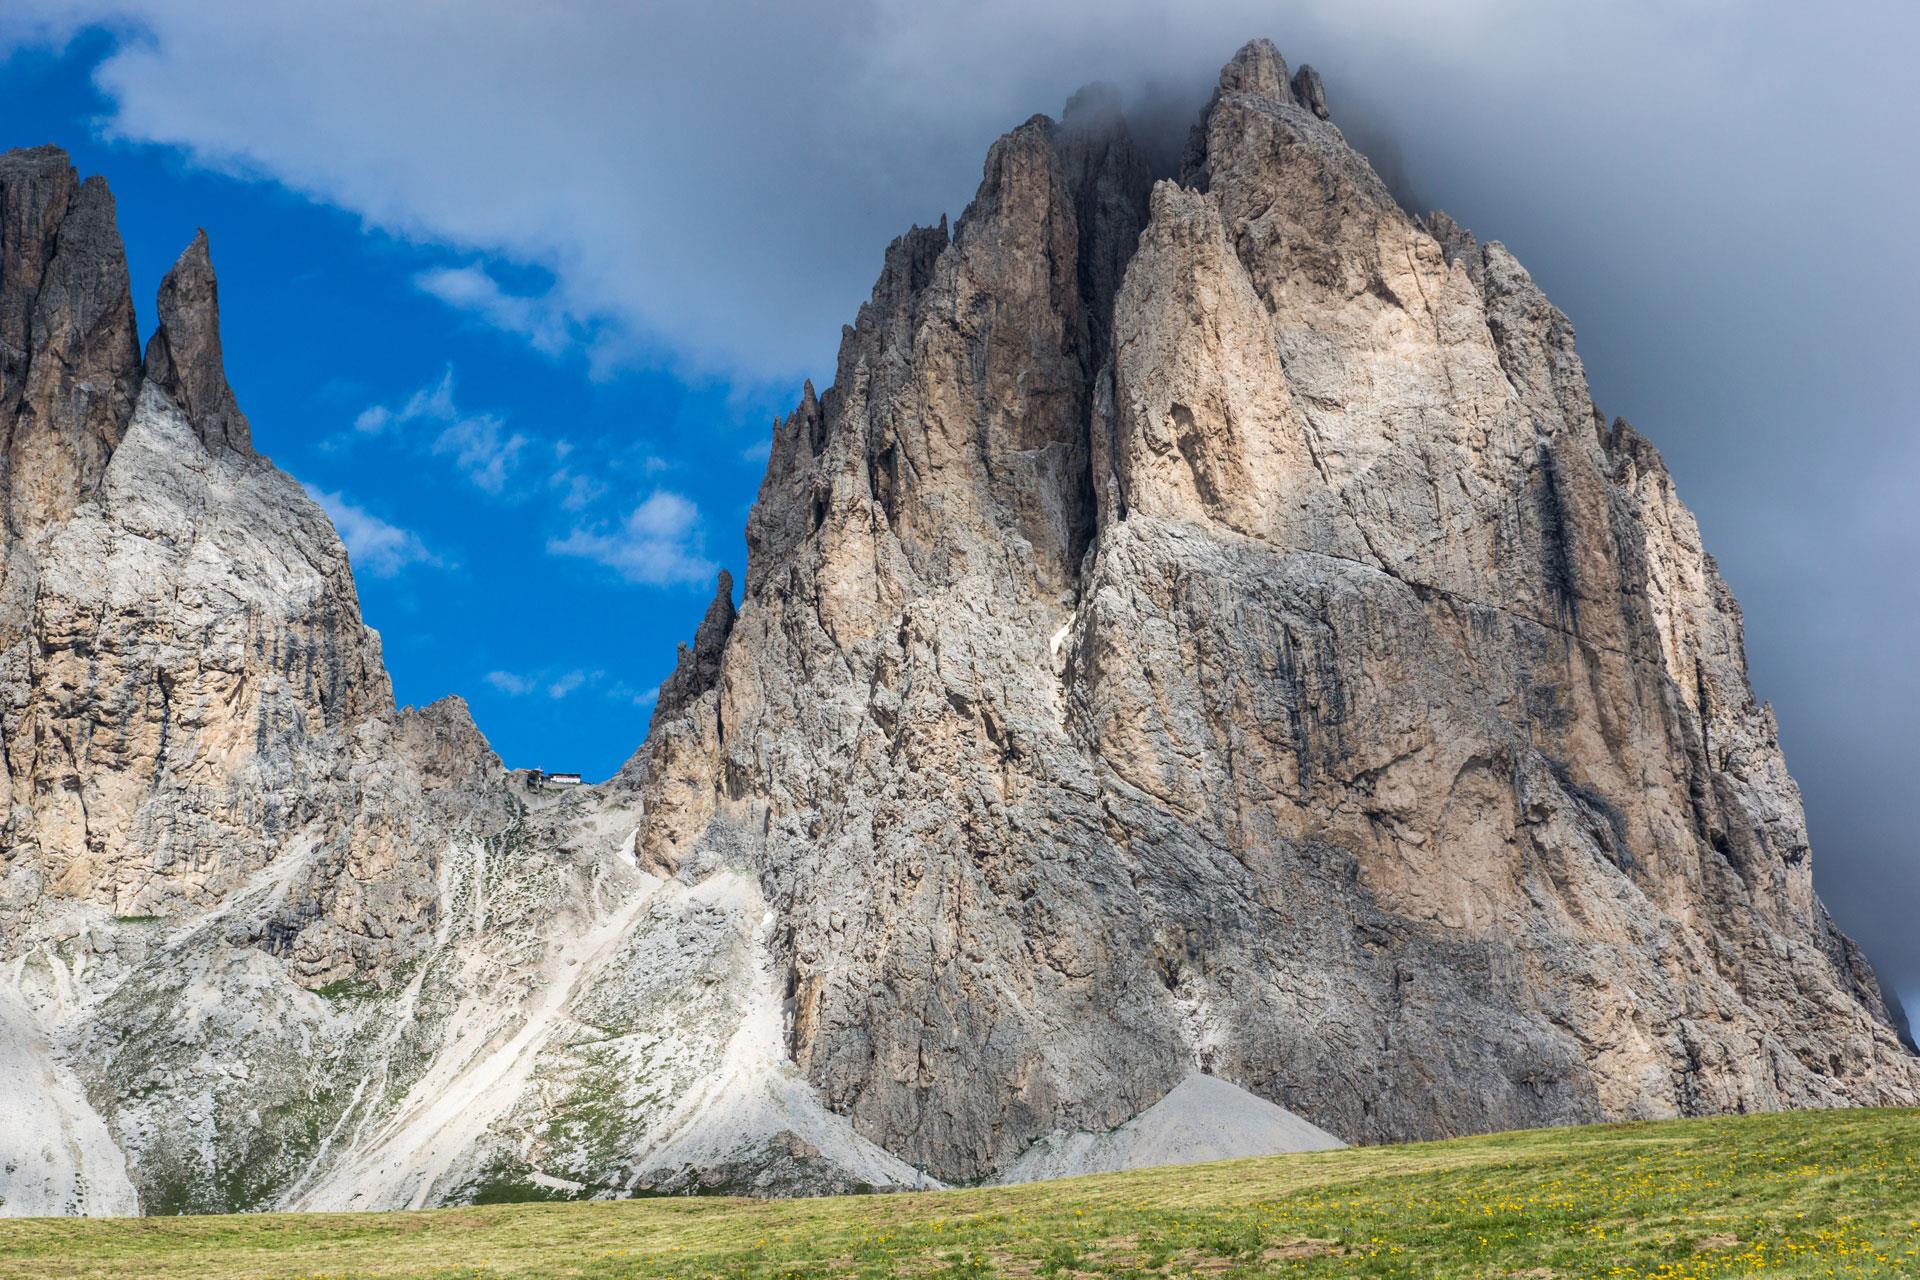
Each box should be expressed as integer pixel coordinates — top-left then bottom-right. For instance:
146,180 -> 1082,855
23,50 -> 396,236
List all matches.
2,1109 -> 1917,1278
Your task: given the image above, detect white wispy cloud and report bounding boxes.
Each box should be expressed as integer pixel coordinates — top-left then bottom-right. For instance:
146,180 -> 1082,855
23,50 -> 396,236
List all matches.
484,670 -> 536,696
301,484 -> 438,577
604,680 -> 660,708
432,411 -> 527,496
485,666 -> 603,700
339,372 -> 710,586
547,490 -> 716,588
400,370 -> 458,422
346,368 -> 531,497
415,263 -> 572,356
550,467 -> 608,512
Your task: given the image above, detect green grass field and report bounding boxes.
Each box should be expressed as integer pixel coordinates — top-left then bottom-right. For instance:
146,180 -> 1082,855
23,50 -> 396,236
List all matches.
3,1110 -> 1916,1279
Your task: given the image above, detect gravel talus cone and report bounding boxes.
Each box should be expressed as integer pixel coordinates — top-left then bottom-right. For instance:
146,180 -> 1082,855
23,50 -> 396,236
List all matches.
1,39 -> 1914,1214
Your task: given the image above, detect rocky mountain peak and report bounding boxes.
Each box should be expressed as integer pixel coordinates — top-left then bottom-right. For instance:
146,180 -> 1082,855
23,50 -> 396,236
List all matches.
1211,40 -> 1328,121
643,37 -> 1918,1183
144,228 -> 253,456
0,144 -> 141,531
1,38 -> 1915,1216
650,568 -> 736,731
400,694 -> 505,790
1290,63 -> 1330,119
1,146 -> 255,536
1217,37 -> 1292,101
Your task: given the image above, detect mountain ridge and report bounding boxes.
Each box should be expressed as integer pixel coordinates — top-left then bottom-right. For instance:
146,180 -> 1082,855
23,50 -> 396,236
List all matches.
0,38 -> 1912,1216
628,36 -> 1916,1180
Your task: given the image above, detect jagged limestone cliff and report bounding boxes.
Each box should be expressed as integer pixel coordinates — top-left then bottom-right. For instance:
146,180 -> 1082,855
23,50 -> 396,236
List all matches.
0,147 -> 916,1216
0,40 -> 1912,1214
634,40 -> 1917,1182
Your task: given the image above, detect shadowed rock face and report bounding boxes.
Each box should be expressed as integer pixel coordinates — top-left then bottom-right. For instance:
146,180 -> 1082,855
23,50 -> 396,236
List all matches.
144,230 -> 252,455
0,36 -> 1914,1215
637,37 -> 1917,1182
650,569 -> 736,732
0,146 -> 141,531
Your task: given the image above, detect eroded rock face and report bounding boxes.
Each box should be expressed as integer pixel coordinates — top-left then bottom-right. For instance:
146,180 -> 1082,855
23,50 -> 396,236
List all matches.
0,148 -> 521,1214
143,230 -> 252,455
0,146 -> 141,532
0,149 -> 931,1215
635,37 -> 1918,1183
1,36 -> 1914,1213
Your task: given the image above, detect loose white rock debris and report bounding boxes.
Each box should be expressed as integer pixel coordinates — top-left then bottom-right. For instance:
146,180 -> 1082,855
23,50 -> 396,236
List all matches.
0,989 -> 138,1216
628,886 -> 942,1194
994,1073 -> 1345,1184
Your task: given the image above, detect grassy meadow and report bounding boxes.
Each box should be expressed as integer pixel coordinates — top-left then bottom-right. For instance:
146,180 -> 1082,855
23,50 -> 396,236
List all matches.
2,1109 -> 1916,1279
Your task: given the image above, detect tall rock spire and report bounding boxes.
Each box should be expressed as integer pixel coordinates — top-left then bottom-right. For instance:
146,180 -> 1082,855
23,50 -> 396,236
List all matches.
650,569 -> 737,732
144,229 -> 252,455
1291,63 -> 1330,119
1217,37 -> 1290,100
0,146 -> 142,530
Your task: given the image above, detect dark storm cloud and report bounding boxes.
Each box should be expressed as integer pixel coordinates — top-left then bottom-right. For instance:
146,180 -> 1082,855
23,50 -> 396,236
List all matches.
9,1 -> 1918,1009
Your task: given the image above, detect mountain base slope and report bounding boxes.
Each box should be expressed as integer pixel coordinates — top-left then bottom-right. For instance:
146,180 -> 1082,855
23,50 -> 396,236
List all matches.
0,1109 -> 1914,1278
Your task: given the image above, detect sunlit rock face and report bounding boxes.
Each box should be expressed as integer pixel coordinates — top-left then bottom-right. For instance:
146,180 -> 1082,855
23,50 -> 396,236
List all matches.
0,146 -> 962,1217
638,37 -> 1917,1183
0,37 -> 1914,1215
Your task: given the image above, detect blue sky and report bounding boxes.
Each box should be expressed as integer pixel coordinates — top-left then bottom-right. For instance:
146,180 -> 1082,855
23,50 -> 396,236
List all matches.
3,31 -> 790,780
4,3 -> 1916,1009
